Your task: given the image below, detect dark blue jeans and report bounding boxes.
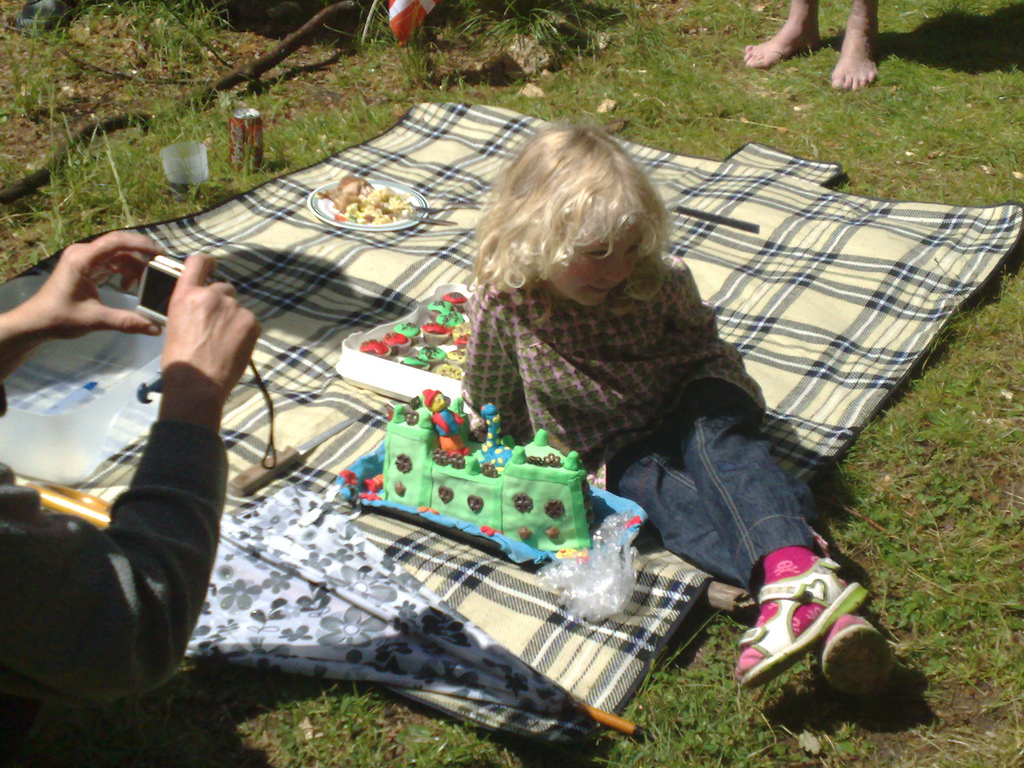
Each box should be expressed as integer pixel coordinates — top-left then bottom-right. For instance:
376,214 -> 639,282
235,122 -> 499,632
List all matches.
607,379 -> 819,590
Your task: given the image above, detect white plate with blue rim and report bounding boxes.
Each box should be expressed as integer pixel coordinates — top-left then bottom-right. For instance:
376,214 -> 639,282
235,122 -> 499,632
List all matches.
307,180 -> 429,232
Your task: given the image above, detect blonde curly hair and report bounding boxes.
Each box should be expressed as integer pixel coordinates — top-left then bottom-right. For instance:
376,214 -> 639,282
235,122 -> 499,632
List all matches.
472,124 -> 668,305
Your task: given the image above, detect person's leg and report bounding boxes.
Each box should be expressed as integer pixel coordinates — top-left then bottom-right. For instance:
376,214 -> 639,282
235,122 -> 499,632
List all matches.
610,449 -> 754,585
831,0 -> 879,90
611,380 -> 888,691
677,391 -> 821,589
609,380 -> 819,590
680,384 -> 890,691
744,0 -> 822,70
820,613 -> 893,696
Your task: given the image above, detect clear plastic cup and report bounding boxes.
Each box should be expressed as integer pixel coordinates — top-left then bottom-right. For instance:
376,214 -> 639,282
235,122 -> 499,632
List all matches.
160,141 -> 209,198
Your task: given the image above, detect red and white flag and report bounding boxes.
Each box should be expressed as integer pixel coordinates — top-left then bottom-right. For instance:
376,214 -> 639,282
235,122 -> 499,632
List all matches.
388,0 -> 437,44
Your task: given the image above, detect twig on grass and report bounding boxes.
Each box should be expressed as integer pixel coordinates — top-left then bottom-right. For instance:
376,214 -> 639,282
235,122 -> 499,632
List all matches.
362,0 -> 384,44
819,494 -> 892,536
0,0 -> 357,204
263,49 -> 347,91
690,114 -> 792,134
57,49 -> 190,84
0,112 -> 152,204
189,31 -> 234,71
101,133 -> 135,226
184,0 -> 357,108
845,506 -> 890,534
707,581 -> 755,612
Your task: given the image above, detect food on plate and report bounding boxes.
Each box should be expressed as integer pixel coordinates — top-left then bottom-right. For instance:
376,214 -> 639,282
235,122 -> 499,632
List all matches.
318,175 -> 372,209
317,175 -> 412,225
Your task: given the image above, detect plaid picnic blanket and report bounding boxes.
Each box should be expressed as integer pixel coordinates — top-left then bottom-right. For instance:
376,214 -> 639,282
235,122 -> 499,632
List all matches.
64,102 -> 1021,738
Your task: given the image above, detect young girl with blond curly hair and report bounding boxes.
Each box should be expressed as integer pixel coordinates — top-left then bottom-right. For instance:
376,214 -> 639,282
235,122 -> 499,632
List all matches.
462,124 -> 893,695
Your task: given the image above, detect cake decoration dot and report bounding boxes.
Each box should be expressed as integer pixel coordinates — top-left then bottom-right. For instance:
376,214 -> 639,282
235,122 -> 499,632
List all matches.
545,500 -> 565,519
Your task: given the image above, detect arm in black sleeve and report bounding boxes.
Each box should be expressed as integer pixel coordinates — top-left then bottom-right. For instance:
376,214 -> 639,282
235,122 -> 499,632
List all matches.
0,420 -> 225,703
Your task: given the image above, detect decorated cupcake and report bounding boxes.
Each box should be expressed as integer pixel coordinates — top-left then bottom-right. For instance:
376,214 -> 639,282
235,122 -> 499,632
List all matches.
446,348 -> 468,366
442,291 -> 468,307
393,321 -> 421,341
416,345 -> 448,366
382,331 -> 412,355
434,363 -> 465,381
435,309 -> 466,328
421,321 -> 453,346
451,321 -> 472,347
426,300 -> 454,319
401,355 -> 432,369
359,339 -> 392,357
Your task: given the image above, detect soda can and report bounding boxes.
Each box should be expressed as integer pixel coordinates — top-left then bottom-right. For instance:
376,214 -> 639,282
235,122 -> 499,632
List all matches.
229,107 -> 263,170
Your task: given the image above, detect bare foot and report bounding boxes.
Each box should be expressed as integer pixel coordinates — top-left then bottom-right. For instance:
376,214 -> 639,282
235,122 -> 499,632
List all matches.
744,21 -> 821,70
832,0 -> 878,90
831,46 -> 877,90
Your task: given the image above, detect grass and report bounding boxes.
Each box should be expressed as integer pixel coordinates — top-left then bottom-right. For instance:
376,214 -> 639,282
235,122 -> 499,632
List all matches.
2,0 -> 1024,765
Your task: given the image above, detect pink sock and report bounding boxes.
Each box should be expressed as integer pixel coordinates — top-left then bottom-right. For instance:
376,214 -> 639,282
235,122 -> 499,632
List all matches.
757,547 -> 823,631
763,546 -> 818,583
736,547 -> 837,679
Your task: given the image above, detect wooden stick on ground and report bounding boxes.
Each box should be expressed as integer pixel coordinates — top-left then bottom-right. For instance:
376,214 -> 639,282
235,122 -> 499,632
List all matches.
707,581 -> 755,612
0,1 -> 357,204
185,1 -> 357,108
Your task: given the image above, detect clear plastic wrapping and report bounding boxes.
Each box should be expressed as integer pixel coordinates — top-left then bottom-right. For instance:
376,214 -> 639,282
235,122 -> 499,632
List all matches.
537,512 -> 640,622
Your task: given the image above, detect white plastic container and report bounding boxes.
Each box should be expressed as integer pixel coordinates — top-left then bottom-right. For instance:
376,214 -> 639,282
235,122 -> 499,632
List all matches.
337,283 -> 468,402
0,275 -> 164,484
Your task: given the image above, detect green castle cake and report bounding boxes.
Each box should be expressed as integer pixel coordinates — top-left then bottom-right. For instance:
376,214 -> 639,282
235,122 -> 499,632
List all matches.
380,391 -> 594,552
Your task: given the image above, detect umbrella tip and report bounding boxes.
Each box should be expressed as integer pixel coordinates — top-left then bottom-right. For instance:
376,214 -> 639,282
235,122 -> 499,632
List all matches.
574,699 -> 648,740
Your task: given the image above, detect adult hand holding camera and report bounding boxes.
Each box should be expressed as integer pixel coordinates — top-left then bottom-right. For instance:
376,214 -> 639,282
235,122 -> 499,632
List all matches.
0,242 -> 256,746
0,231 -> 163,382
157,253 -> 261,431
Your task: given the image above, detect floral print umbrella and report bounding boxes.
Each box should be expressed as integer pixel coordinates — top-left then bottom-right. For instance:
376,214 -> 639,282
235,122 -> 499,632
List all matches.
187,486 -> 586,729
